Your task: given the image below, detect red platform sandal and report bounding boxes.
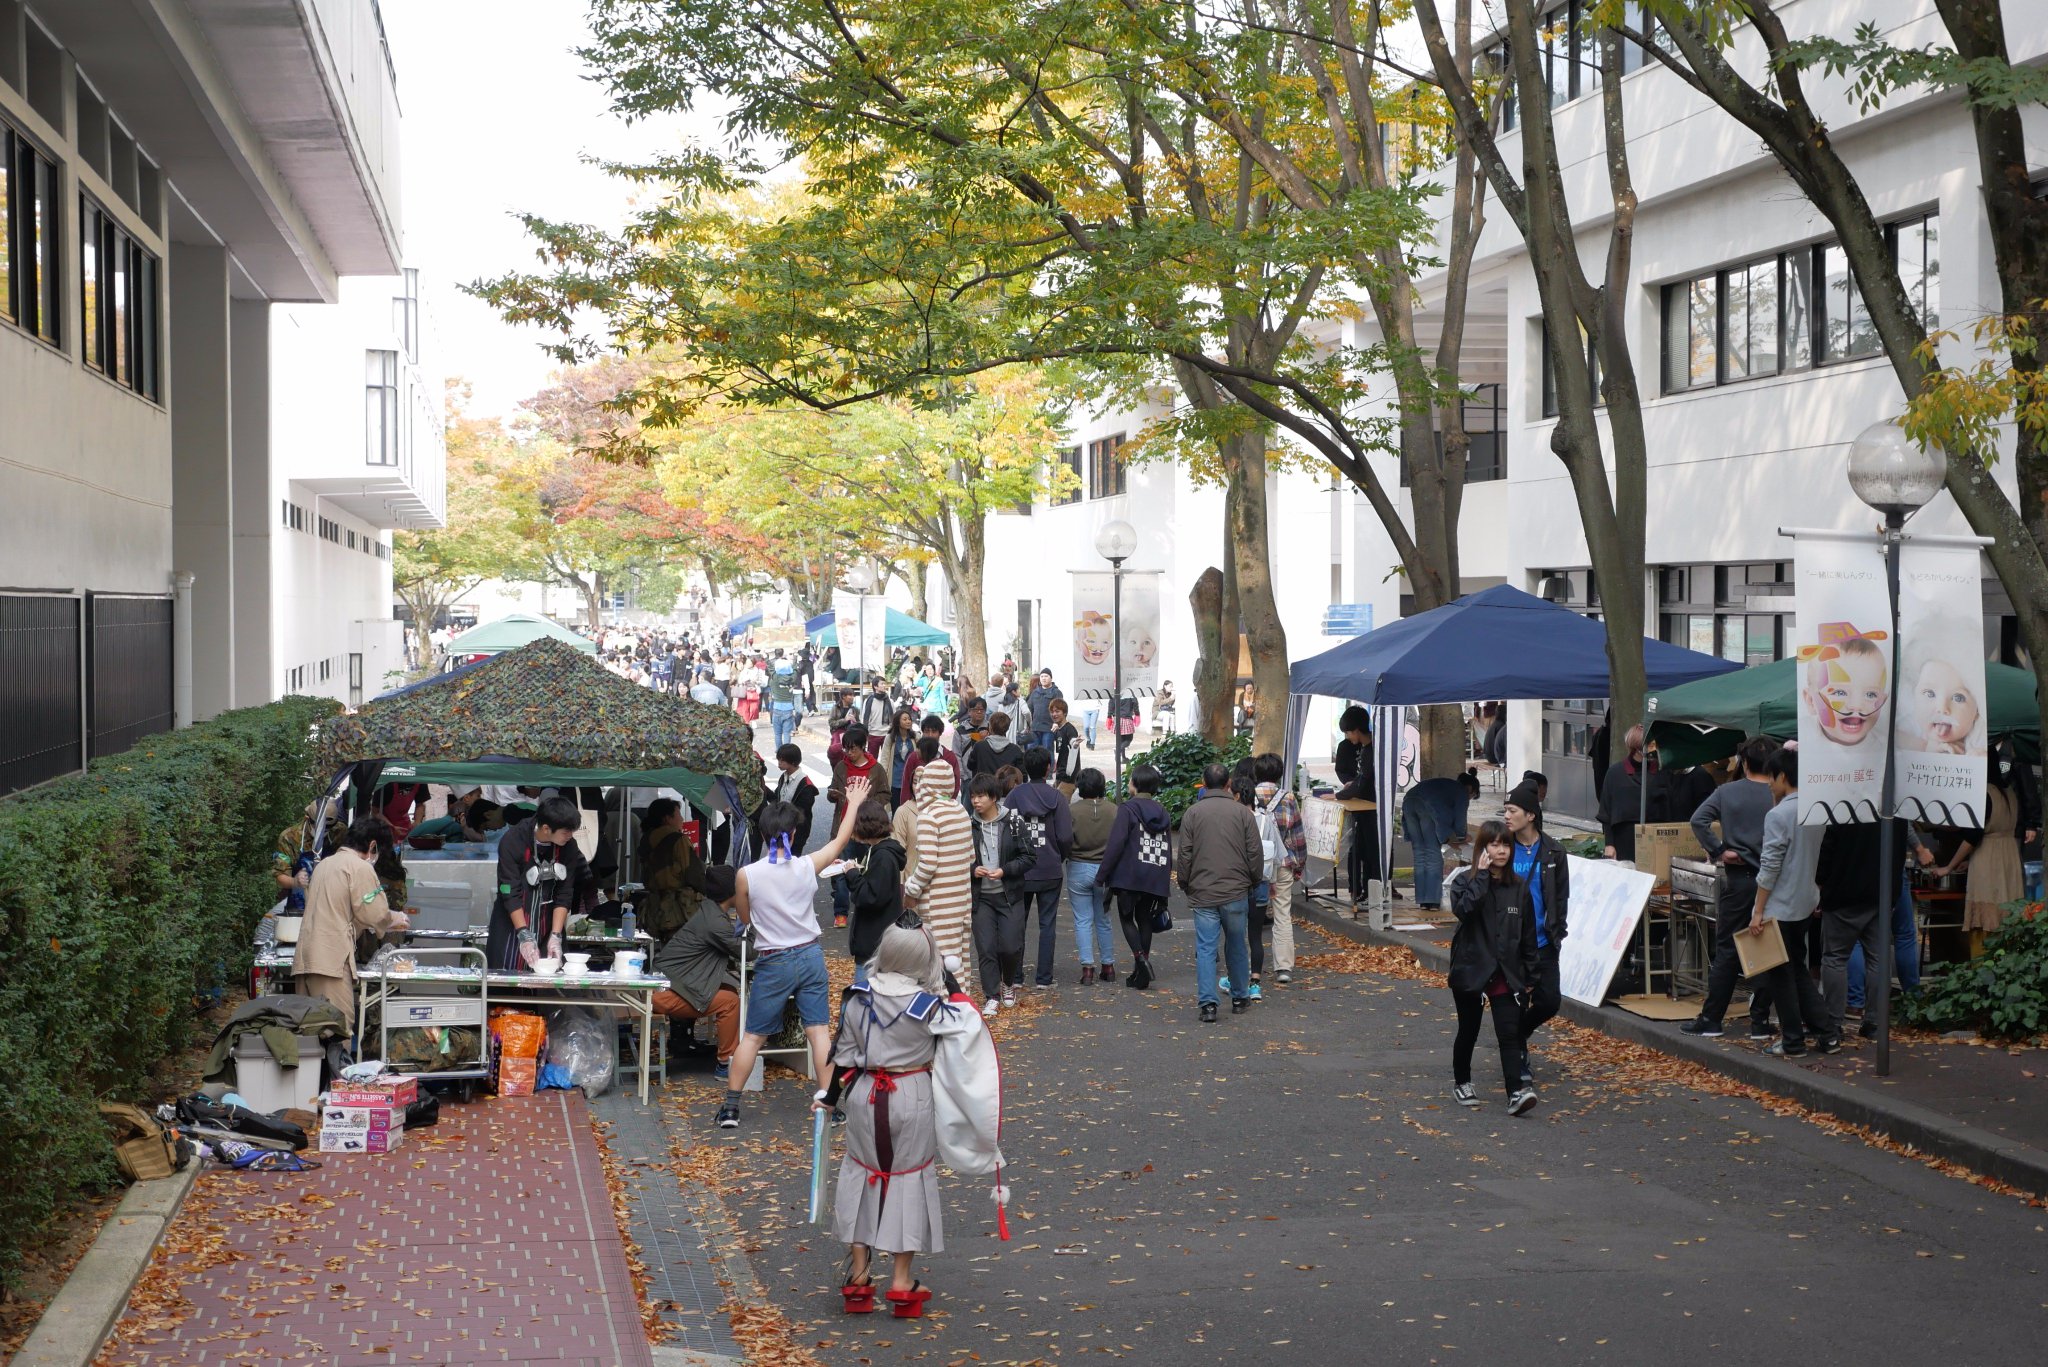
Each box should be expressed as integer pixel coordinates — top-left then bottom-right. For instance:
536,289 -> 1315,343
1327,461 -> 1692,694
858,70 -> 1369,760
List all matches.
841,1277 -> 876,1314
886,1281 -> 933,1319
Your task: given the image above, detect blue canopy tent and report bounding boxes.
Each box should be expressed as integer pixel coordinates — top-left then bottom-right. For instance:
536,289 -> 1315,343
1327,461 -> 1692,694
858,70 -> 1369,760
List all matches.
809,606 -> 951,649
1282,585 -> 1745,918
725,608 -> 764,637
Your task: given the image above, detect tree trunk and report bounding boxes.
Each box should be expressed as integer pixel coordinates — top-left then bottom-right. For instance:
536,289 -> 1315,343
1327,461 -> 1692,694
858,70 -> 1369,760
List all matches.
1223,433 -> 1291,756
949,522 -> 991,686
1189,566 -> 1229,748
578,572 -> 605,634
905,561 -> 930,625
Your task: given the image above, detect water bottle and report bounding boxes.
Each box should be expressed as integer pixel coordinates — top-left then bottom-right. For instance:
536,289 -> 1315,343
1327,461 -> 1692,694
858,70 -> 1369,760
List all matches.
620,907 -> 637,940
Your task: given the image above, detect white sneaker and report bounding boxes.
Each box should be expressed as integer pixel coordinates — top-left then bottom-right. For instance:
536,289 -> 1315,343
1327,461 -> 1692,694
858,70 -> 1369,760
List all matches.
982,999 -> 1001,1019
1452,1083 -> 1480,1108
1001,988 -> 1017,1007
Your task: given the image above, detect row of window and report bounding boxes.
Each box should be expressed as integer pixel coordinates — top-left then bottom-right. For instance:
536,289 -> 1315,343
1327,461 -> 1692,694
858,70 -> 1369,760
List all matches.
1487,2 -> 1673,130
0,118 -> 58,344
1049,433 -> 1127,507
81,197 -> 159,398
1662,213 -> 1937,394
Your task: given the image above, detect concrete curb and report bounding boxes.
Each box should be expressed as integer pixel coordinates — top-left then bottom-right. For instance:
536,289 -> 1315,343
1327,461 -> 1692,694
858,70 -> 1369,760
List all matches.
1301,903 -> 2048,1201
13,1159 -> 203,1367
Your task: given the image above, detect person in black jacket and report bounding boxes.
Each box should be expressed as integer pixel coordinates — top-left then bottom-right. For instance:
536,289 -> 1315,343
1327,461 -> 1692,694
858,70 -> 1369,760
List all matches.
1333,705 -> 1379,905
845,800 -> 906,968
1097,763 -> 1174,989
967,774 -> 1036,1017
1448,821 -> 1542,1113
488,796 -> 597,972
1502,780 -> 1569,1080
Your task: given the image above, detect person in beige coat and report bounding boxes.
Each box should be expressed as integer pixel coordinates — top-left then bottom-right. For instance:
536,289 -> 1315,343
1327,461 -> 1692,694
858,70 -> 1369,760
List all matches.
899,743 -> 973,977
293,815 -> 409,1032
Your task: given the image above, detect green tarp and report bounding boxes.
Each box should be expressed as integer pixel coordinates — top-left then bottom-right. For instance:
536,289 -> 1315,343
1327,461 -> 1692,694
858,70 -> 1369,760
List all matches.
810,606 -> 951,649
318,638 -> 761,810
445,613 -> 595,657
1648,657 -> 2039,768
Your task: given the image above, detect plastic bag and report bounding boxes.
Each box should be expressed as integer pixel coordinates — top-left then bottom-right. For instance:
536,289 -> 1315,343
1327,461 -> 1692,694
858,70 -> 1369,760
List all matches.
539,1006 -> 617,1097
488,1009 -> 546,1060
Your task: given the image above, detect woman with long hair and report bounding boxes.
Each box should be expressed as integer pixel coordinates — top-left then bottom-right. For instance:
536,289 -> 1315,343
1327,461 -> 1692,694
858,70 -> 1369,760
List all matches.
880,706 -> 922,808
1447,821 -> 1541,1115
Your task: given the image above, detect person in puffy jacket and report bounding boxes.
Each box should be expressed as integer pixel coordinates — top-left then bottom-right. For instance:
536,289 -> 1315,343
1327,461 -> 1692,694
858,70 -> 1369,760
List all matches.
1096,763 -> 1174,990
1447,821 -> 1541,1115
1004,747 -> 1074,988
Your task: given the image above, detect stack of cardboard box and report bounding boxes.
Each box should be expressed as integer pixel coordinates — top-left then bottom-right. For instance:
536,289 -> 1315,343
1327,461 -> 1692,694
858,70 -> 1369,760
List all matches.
318,1074 -> 417,1154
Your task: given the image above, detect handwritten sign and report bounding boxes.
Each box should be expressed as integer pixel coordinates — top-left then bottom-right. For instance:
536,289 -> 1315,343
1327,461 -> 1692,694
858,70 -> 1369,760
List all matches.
1303,797 -> 1347,863
1556,856 -> 1656,1007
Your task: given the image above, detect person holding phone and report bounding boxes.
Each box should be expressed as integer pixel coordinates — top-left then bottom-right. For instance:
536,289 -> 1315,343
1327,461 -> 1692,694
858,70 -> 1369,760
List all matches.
1446,821 -> 1540,1114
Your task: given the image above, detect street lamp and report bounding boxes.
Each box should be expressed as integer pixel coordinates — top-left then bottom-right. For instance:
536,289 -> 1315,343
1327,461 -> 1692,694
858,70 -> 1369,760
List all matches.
1095,520 -> 1138,796
843,562 -> 877,684
1846,419 -> 1945,1077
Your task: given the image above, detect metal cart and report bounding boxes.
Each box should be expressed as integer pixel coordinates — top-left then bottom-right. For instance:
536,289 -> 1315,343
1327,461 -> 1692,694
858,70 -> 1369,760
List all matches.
369,946 -> 492,1101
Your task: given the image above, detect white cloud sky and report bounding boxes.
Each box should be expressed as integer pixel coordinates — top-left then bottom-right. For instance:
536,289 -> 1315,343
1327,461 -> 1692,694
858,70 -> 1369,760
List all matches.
382,1 -> 719,419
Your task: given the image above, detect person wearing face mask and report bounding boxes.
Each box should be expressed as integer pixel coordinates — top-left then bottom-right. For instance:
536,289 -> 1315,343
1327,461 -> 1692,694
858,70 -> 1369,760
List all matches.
489,795 -> 597,972
293,814 -> 410,1032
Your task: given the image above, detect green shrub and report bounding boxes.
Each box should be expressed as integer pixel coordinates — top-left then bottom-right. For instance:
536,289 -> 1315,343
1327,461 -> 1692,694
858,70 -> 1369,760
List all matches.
1126,730 -> 1253,822
1901,899 -> 2048,1041
0,696 -> 335,1290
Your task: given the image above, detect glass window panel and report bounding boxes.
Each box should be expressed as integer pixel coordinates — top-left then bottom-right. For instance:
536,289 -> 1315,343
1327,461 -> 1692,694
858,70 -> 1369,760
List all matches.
1689,615 -> 1714,655
1749,260 -> 1780,374
1895,218 -> 1925,334
0,134 -> 12,323
1784,248 -> 1813,369
1921,215 -> 1939,328
1719,617 -> 1746,664
1746,615 -> 1776,666
139,254 -> 159,399
1722,268 -> 1749,381
111,232 -> 129,382
33,151 -> 55,341
1688,276 -> 1717,387
1662,284 -> 1688,391
1821,243 -> 1853,360
80,203 -> 98,370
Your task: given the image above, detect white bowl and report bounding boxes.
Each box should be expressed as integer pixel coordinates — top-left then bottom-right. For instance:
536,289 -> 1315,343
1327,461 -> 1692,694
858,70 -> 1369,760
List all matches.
532,957 -> 562,976
273,916 -> 303,945
562,953 -> 592,977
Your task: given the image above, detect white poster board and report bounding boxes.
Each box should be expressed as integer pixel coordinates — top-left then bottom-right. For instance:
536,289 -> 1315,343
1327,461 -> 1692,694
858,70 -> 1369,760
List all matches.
1557,855 -> 1657,1007
1069,571 -> 1162,697
1793,535 -> 1891,824
1893,541 -> 1988,826
1303,797 -> 1347,863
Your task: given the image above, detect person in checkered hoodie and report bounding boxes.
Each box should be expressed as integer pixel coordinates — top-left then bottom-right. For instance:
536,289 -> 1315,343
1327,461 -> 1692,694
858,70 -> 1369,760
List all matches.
1095,764 -> 1175,990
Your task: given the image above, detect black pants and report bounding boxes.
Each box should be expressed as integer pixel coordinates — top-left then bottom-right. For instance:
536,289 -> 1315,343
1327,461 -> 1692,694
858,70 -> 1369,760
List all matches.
1345,815 -> 1380,901
1249,887 -> 1270,976
1453,987 -> 1528,1095
1116,889 -> 1161,962
1699,866 -> 1759,1023
973,891 -> 1027,999
1519,943 -> 1561,1042
1023,883 -> 1062,986
1757,916 -> 1829,1044
1821,902 -> 1885,1040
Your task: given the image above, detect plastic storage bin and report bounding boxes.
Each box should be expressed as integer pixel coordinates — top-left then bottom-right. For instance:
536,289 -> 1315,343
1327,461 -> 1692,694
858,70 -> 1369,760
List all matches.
232,1033 -> 324,1114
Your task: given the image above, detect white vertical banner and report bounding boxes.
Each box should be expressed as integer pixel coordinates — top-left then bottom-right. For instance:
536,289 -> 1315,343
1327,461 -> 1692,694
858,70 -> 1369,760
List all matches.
1894,542 -> 1987,826
1068,571 -> 1162,697
1794,536 -> 1892,824
1372,704 -> 1401,887
831,591 -> 887,677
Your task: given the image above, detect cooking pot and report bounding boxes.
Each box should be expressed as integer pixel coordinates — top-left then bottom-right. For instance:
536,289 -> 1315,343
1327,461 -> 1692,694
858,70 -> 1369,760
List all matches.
273,915 -> 303,945
1927,872 -> 1965,893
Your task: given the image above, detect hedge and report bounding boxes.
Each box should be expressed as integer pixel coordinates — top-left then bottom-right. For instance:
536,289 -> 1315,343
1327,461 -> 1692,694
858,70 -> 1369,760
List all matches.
0,696 -> 336,1290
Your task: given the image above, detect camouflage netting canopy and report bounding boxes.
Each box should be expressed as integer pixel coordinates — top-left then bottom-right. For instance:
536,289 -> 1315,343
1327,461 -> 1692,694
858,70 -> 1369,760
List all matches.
317,638 -> 762,810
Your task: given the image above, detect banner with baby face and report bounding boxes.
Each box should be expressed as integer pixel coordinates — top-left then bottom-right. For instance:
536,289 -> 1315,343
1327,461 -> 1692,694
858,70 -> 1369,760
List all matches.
1068,571 -> 1161,698
1892,541 -> 1987,826
1795,536 -> 1891,824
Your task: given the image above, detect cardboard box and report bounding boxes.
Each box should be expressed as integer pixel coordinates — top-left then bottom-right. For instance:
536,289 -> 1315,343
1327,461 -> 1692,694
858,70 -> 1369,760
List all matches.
318,1125 -> 406,1154
322,1105 -> 401,1133
1634,822 -> 1705,886
329,1075 -> 419,1108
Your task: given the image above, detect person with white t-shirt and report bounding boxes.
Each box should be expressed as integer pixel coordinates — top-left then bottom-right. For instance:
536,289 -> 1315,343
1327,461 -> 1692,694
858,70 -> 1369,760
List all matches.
716,774 -> 871,1130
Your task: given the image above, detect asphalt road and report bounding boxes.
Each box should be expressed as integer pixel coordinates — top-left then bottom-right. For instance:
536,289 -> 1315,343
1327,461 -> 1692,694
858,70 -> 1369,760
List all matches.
671,910 -> 2048,1367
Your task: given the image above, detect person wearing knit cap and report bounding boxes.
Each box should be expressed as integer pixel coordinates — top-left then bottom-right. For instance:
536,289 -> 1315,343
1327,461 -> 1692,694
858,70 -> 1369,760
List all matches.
1502,780 -> 1568,1083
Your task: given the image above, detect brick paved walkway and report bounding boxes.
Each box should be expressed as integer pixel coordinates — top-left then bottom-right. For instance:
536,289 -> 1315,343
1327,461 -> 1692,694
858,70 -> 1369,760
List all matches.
103,1091 -> 653,1366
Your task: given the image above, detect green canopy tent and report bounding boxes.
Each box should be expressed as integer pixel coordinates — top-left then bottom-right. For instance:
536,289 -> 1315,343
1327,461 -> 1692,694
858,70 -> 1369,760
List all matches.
319,638 -> 762,812
1648,657 -> 2039,769
442,612 -> 595,660
809,606 -> 951,649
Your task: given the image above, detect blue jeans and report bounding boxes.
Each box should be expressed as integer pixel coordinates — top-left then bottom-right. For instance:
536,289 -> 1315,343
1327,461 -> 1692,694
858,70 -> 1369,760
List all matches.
1404,796 -> 1448,906
744,942 -> 830,1035
1067,861 -> 1113,966
1193,897 -> 1251,1007
831,872 -> 850,918
771,704 -> 797,750
1031,728 -> 1054,754
1848,877 -> 1921,1008
1081,708 -> 1100,746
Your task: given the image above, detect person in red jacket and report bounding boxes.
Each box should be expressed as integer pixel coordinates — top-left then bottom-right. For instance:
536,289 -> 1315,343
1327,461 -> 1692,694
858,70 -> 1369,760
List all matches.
828,724 -> 882,927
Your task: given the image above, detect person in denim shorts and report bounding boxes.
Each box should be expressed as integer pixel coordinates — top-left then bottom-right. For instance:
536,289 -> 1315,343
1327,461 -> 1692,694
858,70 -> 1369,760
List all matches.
716,774 -> 871,1130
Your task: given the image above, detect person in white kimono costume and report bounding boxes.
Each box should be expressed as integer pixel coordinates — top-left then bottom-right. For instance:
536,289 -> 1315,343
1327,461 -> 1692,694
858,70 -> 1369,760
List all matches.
823,919 -> 1006,1319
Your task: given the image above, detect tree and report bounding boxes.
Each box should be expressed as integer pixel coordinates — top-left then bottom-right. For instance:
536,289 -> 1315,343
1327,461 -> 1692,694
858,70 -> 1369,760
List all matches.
1633,0 -> 2048,743
391,383 -> 519,666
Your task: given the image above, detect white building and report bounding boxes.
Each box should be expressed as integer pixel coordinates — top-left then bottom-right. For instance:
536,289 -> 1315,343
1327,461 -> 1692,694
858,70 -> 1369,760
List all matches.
972,0 -> 2040,819
271,269 -> 446,707
0,0 -> 433,794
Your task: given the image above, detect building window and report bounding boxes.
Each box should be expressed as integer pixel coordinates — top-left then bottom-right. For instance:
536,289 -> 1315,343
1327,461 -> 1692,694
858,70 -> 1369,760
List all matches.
366,349 -> 400,466
1659,214 -> 1935,394
1050,445 -> 1082,506
2,118 -> 60,344
393,267 -> 420,364
1087,433 -> 1126,499
80,197 -> 161,399
1658,561 -> 1790,669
